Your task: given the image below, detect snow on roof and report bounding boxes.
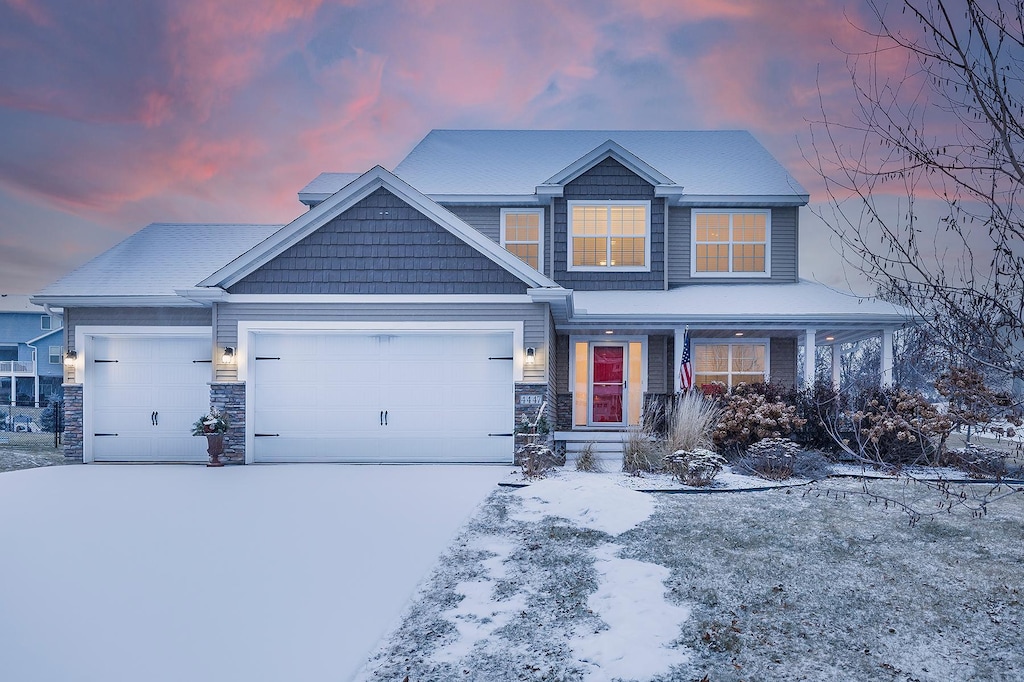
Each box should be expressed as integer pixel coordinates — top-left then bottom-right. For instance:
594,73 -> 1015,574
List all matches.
34,224 -> 282,300
297,172 -> 362,204
571,280 -> 909,323
390,130 -> 808,198
0,294 -> 44,313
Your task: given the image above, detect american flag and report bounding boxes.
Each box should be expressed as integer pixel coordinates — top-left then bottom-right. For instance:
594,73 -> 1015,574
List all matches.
679,328 -> 693,391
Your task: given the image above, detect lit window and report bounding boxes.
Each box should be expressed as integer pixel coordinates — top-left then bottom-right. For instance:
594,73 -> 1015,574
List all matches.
569,201 -> 650,270
501,209 -> 543,270
693,211 -> 770,276
49,346 -> 62,365
693,342 -> 767,390
40,315 -> 52,330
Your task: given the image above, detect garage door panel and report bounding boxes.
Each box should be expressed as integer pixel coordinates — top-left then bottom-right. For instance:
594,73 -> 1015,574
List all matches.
252,331 -> 513,463
90,335 -> 211,463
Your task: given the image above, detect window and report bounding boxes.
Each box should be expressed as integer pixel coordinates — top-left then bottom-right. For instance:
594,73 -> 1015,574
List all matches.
49,346 -> 62,365
572,338 -> 645,426
40,315 -> 52,330
692,210 -> 770,276
501,209 -> 543,270
693,341 -> 768,391
568,201 -> 650,270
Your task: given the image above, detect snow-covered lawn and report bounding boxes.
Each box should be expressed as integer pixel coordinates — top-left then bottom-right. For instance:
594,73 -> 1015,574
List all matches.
0,464 -> 504,682
357,468 -> 1024,681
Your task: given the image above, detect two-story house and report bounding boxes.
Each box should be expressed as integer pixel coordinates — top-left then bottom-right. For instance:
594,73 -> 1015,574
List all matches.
33,130 -> 909,464
0,294 -> 64,409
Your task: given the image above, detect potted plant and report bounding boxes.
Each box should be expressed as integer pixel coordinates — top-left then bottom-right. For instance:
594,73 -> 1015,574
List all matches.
192,408 -> 230,467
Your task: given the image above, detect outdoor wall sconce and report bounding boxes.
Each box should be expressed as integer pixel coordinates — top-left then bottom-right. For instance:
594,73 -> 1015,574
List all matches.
221,347 -> 235,364
64,350 -> 77,366
525,347 -> 536,364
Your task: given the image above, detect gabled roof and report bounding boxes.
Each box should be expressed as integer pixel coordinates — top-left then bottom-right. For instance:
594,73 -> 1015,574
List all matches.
202,166 -> 559,290
33,224 -> 282,306
536,139 -> 677,197
392,130 -> 808,203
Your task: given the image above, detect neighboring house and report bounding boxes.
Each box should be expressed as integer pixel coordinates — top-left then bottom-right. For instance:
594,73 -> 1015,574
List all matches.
33,130 -> 911,465
0,294 -> 64,408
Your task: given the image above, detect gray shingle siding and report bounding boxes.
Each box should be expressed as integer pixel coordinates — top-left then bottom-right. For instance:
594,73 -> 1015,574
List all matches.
552,158 -> 665,290
667,205 -> 799,285
229,188 -> 528,295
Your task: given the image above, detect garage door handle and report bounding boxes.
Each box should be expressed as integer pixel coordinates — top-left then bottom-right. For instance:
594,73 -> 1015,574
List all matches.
488,433 -> 514,437
151,411 -> 158,426
95,433 -> 118,437
384,410 -> 388,426
255,433 -> 279,437
488,356 -> 514,360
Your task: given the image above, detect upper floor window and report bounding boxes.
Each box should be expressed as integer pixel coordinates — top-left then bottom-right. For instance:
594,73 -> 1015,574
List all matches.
49,345 -> 62,365
40,315 -> 52,330
568,201 -> 650,271
692,210 -> 770,277
500,209 -> 544,271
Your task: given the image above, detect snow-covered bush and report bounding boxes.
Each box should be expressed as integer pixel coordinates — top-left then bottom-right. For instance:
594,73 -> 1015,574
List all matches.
518,443 -> 557,479
664,448 -> 727,487
713,385 -> 807,452
735,437 -> 801,480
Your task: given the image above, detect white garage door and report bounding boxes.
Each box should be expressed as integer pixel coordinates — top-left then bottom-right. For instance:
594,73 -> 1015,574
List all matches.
89,335 -> 212,463
251,332 -> 514,463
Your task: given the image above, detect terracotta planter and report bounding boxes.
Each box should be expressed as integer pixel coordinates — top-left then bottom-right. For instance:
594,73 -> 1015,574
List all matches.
205,433 -> 225,467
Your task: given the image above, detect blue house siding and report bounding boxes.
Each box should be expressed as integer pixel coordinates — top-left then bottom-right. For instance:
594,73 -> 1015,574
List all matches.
552,158 -> 665,291
230,188 -> 528,295
667,205 -> 799,286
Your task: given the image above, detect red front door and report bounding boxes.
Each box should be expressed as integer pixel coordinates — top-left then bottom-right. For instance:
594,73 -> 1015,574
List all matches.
591,345 -> 625,423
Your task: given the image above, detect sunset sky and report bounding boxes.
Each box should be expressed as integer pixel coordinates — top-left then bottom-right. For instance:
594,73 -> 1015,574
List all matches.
0,0 -> 914,295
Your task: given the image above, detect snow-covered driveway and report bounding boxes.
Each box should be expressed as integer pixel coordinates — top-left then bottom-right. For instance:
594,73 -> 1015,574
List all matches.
0,463 -> 505,682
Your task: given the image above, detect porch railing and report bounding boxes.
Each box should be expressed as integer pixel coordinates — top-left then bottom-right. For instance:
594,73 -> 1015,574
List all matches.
0,360 -> 35,374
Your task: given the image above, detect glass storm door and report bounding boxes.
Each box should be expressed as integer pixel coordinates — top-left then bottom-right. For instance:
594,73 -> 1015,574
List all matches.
591,345 -> 625,423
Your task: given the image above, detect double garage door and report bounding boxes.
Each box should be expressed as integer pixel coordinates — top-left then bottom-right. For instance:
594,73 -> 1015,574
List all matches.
86,331 -> 515,463
250,332 -> 514,463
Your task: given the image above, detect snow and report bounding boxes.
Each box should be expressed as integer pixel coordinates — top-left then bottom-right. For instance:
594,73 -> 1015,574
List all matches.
0,464 -> 504,682
512,475 -> 655,535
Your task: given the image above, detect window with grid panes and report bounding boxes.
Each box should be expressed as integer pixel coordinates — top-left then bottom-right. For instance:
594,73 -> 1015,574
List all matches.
693,211 -> 769,276
500,209 -> 543,270
568,201 -> 649,270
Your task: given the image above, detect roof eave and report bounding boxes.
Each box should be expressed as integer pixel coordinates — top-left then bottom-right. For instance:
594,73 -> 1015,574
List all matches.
677,194 -> 810,207
30,295 -> 206,308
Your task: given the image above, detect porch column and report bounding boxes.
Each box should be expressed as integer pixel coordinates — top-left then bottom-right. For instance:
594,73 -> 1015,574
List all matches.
881,328 -> 894,387
803,328 -> 816,389
831,342 -> 841,391
673,328 -> 685,393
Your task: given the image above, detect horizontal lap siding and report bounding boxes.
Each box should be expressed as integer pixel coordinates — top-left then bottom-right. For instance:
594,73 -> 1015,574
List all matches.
770,337 -> 797,388
215,302 -> 549,383
668,206 -> 799,286
647,335 -> 669,395
443,205 -> 501,243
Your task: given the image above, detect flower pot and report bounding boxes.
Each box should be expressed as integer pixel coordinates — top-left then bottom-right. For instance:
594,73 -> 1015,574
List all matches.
206,433 -> 225,467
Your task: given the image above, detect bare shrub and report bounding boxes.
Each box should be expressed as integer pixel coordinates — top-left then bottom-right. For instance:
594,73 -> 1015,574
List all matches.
662,390 -> 720,457
518,443 -> 557,479
574,442 -> 604,473
664,448 -> 727,487
939,443 -> 1011,480
713,384 -> 807,452
844,388 -> 951,466
622,412 -> 662,475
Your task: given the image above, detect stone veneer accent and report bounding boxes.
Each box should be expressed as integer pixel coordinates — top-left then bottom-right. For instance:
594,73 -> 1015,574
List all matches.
555,393 -> 573,431
210,382 -> 245,464
514,383 -> 562,465
62,383 -> 83,462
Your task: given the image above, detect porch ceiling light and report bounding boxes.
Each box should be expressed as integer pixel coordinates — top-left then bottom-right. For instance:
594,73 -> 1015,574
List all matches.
825,336 -> 835,342
64,350 -> 77,366
604,330 -> 614,335
734,332 -> 744,337
221,346 -> 235,364
525,347 -> 536,364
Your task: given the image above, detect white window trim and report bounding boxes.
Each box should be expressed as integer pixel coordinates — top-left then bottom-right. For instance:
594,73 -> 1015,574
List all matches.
48,345 -> 62,365
692,338 -> 771,390
499,208 -> 544,272
40,315 -> 52,330
569,335 -> 648,427
690,209 -> 772,278
567,200 -> 652,272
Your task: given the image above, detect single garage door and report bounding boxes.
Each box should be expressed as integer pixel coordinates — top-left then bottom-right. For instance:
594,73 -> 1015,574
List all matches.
251,332 -> 514,463
89,335 -> 212,463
